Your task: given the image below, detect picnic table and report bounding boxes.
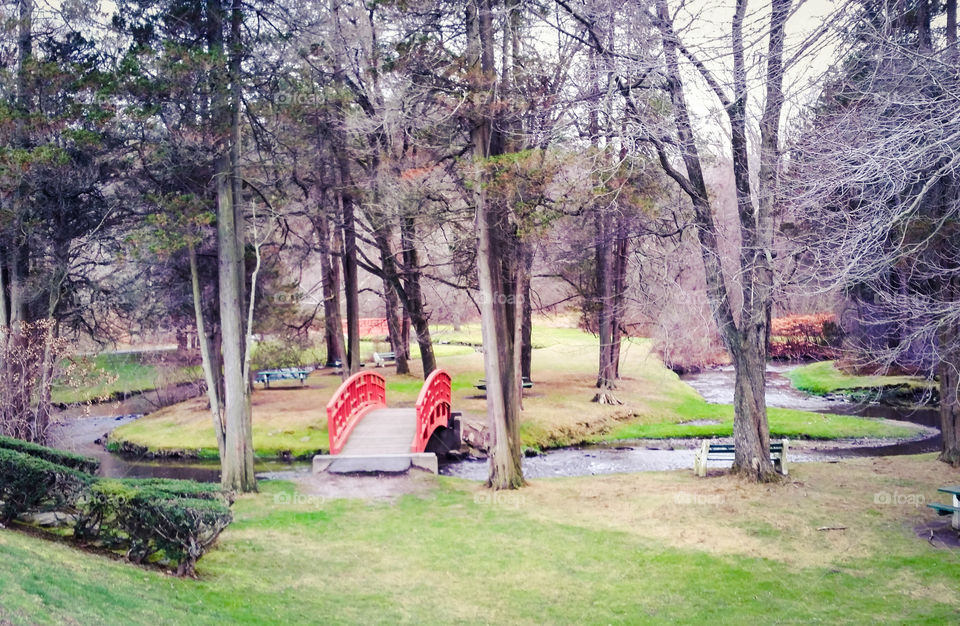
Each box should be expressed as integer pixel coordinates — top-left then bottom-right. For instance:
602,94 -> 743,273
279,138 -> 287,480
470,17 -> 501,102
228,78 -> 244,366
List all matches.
475,377 -> 533,391
254,368 -> 311,388
927,486 -> 960,530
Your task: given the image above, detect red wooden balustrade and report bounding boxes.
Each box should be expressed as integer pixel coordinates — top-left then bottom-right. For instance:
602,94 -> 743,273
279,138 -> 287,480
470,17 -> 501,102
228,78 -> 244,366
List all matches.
412,369 -> 452,453
326,371 -> 387,455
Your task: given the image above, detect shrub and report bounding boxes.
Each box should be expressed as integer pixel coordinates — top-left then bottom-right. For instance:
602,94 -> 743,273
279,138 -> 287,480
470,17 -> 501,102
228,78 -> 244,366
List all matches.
0,448 -> 94,524
769,313 -> 843,360
0,435 -> 100,475
77,478 -> 233,576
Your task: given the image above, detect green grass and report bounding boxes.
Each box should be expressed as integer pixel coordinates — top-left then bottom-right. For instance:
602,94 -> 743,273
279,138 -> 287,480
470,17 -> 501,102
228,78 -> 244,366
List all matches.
603,384 -> 918,441
786,360 -> 933,396
2,457 -> 960,623
52,353 -> 201,405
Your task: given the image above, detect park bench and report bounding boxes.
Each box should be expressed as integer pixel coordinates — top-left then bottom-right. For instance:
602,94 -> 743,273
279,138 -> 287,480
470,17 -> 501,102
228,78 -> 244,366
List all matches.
927,486 -> 960,530
373,351 -> 396,367
694,439 -> 789,477
254,368 -> 311,388
475,377 -> 533,391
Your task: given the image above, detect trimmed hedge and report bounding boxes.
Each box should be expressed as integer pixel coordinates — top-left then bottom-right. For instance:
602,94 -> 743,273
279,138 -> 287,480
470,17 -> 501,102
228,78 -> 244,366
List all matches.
77,478 -> 233,576
0,435 -> 100,475
0,439 -> 233,576
0,448 -> 95,524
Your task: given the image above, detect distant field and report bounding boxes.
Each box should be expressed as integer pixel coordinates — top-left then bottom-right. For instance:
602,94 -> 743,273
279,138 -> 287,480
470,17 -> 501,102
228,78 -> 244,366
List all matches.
52,353 -> 200,405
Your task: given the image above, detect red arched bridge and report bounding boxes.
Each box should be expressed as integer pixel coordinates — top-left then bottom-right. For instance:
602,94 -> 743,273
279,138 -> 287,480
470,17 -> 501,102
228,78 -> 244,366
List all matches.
312,369 -> 459,474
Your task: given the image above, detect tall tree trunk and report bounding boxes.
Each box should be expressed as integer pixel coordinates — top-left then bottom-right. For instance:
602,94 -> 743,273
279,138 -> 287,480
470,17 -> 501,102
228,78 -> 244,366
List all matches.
610,227 -> 629,379
337,176 -> 360,376
651,0 -> 789,480
400,214 -> 436,377
213,0 -> 255,492
521,253 -> 532,382
372,228 -> 410,374
383,279 -> 409,374
189,243 -> 225,458
948,0 -> 957,48
939,281 -> 960,466
401,308 -> 411,363
594,209 -> 620,403
316,206 -> 345,367
0,252 -> 7,330
471,0 -> 523,489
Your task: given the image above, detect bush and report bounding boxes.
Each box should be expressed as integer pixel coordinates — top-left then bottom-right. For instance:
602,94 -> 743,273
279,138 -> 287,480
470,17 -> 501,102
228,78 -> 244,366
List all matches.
0,435 -> 100,475
77,478 -> 233,576
769,313 -> 843,360
0,448 -> 94,524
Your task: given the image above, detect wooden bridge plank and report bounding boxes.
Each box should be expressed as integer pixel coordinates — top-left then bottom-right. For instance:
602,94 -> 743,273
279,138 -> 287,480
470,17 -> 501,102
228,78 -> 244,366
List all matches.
338,408 -> 417,456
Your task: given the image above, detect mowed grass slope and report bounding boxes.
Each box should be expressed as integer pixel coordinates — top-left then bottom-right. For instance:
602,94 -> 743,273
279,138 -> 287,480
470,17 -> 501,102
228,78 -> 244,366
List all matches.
2,455 -> 960,624
109,324 -> 921,458
52,352 -> 201,405
787,360 -> 934,396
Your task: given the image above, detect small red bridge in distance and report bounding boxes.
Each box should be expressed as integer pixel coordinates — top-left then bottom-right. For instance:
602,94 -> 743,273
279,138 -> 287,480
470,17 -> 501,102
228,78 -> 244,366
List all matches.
312,369 -> 458,474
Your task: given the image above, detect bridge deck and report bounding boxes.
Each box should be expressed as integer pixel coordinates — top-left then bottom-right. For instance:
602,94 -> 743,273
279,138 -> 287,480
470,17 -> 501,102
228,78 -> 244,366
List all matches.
338,408 -> 417,455
321,408 -> 436,474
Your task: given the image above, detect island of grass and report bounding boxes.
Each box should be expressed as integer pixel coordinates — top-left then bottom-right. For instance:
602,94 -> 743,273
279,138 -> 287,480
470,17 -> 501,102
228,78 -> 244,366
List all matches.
107,324 -> 925,460
786,360 -> 936,406
2,455 -> 960,622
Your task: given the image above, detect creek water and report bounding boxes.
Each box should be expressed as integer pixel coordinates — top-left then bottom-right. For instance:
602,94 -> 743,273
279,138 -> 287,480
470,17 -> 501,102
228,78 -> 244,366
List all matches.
438,363 -> 941,481
51,362 -> 940,482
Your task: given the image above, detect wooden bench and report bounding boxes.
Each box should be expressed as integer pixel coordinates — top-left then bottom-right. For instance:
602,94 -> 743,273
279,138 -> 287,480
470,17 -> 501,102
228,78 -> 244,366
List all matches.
927,486 -> 960,530
475,378 -> 533,391
373,351 -> 396,367
254,368 -> 311,388
694,440 -> 788,477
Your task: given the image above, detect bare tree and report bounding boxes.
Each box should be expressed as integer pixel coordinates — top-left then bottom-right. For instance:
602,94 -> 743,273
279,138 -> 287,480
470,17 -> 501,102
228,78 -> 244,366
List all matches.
788,0 -> 960,464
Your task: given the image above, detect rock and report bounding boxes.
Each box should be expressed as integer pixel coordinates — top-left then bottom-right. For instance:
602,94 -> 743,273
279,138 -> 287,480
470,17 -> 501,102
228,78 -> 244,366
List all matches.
18,511 -> 75,528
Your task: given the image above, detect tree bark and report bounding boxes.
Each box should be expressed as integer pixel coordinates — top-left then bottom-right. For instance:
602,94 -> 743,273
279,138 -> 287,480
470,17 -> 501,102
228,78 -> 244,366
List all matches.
400,214 -> 436,377
948,0 -> 957,48
317,206 -> 345,367
471,0 -> 524,489
939,281 -> 960,466
212,0 -> 255,492
336,169 -> 360,376
189,242 -> 225,458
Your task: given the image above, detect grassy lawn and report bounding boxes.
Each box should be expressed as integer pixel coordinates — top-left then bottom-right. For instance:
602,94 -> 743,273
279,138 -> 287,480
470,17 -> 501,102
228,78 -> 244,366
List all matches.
109,324 -> 924,459
52,353 -> 201,405
786,360 -> 934,397
2,455 -> 960,623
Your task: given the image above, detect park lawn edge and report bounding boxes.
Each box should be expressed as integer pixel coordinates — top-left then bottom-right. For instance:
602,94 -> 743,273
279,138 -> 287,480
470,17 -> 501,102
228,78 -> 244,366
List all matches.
3,456 -> 960,623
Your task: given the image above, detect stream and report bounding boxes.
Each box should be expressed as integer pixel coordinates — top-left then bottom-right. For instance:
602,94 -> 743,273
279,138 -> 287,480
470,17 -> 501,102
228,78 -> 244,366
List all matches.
438,363 -> 941,481
50,362 -> 941,482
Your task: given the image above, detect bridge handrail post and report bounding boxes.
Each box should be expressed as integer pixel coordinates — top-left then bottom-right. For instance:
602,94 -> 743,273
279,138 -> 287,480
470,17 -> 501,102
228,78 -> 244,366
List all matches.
412,369 -> 452,453
326,371 -> 387,455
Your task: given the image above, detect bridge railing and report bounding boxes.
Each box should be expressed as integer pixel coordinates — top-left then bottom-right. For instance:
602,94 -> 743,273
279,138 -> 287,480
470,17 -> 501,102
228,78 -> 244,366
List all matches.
412,369 -> 452,453
326,371 -> 387,455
